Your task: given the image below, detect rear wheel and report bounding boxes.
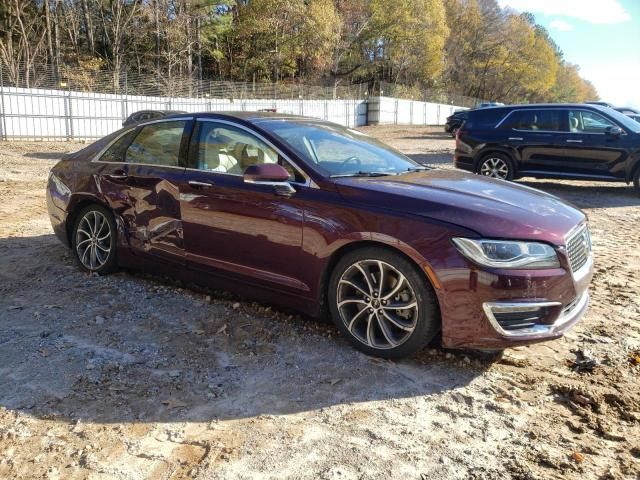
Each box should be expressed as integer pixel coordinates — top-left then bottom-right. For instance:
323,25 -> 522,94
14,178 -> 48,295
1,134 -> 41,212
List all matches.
328,247 -> 440,359
477,153 -> 514,180
71,204 -> 118,274
633,168 -> 640,195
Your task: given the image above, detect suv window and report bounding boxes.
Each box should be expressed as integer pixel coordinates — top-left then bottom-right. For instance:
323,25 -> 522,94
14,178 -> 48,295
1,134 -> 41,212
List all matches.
100,129 -> 138,163
193,121 -> 301,182
569,110 -> 616,134
466,108 -> 508,129
125,121 -> 186,166
506,110 -> 562,131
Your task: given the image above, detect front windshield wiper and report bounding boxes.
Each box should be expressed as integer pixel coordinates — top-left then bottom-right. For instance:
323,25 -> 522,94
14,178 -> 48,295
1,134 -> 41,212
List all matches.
330,171 -> 397,178
406,166 -> 430,172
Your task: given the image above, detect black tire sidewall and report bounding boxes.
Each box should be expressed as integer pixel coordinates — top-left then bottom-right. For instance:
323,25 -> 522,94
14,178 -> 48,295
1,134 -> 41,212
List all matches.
328,247 -> 440,359
634,168 -> 640,194
71,204 -> 118,275
477,153 -> 515,181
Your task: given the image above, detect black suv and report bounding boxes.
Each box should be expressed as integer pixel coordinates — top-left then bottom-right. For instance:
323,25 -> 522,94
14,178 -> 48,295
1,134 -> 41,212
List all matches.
444,110 -> 468,137
454,104 -> 640,193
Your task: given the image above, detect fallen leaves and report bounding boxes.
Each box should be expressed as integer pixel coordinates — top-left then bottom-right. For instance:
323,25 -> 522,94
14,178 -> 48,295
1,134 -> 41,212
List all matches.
570,451 -> 585,463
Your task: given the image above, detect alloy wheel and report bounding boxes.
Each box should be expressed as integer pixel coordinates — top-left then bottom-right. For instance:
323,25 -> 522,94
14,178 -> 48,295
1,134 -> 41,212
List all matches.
336,260 -> 419,350
480,157 -> 509,179
75,210 -> 112,271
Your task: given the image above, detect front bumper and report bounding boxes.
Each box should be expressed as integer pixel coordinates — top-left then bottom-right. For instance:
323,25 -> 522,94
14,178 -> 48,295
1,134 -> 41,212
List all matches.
438,252 -> 594,350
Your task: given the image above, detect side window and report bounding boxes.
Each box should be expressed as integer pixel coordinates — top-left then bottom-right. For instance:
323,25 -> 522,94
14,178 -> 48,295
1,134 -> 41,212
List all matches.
100,129 -> 138,163
125,121 -> 186,167
508,110 -> 562,131
569,110 -> 616,133
193,121 -> 301,181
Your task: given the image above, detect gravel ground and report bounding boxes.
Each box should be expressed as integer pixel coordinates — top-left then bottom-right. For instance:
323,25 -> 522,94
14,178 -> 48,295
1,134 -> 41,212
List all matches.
0,129 -> 639,480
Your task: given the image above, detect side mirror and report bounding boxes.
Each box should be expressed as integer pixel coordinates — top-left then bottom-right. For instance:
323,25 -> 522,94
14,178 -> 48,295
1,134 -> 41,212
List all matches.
606,126 -> 623,137
243,164 -> 295,197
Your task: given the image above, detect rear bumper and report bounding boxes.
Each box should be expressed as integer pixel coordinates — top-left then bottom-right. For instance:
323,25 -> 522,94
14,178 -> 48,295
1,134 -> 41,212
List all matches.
453,155 -> 474,173
46,173 -> 71,248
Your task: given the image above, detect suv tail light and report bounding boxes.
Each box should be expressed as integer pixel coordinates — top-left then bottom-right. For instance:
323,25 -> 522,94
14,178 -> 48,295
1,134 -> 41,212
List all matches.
455,126 -> 461,148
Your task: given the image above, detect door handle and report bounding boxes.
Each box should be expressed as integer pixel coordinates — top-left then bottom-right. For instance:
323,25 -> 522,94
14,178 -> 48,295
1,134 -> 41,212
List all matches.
107,169 -> 128,180
508,137 -> 523,141
188,180 -> 214,189
566,139 -> 583,143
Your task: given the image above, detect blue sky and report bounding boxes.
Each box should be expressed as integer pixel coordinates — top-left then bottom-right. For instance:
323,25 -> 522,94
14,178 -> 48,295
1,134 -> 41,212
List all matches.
497,0 -> 640,109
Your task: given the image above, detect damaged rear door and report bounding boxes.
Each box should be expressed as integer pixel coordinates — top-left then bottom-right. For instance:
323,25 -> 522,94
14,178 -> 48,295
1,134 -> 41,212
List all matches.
98,119 -> 192,265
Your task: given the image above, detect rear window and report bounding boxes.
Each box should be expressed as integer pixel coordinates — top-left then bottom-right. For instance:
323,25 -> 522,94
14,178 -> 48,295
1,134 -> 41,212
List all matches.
464,109 -> 509,130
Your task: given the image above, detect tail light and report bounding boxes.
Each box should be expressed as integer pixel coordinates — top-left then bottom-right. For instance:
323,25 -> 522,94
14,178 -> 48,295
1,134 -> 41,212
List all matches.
455,127 -> 461,148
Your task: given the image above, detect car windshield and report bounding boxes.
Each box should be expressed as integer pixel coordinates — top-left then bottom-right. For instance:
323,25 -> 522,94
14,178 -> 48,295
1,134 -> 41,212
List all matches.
257,120 -> 424,177
601,107 -> 640,133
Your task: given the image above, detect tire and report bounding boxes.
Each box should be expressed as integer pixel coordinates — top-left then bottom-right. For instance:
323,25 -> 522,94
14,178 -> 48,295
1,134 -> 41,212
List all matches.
633,168 -> 640,195
476,153 -> 514,180
71,204 -> 118,274
328,247 -> 440,359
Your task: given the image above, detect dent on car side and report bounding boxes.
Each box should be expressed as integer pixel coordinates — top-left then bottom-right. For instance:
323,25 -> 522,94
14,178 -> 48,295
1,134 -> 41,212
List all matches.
47,112 -> 594,352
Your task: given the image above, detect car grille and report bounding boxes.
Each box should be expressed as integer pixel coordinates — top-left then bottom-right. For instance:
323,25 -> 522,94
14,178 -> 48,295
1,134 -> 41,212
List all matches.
566,225 -> 591,273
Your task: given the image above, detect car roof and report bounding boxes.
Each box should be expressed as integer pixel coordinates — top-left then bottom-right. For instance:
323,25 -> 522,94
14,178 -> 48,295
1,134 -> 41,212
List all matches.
165,111 -> 329,124
469,103 -> 614,115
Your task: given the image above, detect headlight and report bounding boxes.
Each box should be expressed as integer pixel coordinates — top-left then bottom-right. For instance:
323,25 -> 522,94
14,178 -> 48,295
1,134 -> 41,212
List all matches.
452,238 -> 560,269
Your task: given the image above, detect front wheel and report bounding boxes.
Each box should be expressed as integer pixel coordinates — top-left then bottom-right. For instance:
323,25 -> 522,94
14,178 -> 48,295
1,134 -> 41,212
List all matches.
328,247 -> 440,359
477,153 -> 514,180
71,204 -> 118,274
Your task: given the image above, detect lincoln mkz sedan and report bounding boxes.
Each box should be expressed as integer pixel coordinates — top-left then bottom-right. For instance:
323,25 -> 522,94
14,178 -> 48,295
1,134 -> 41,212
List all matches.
47,112 -> 594,358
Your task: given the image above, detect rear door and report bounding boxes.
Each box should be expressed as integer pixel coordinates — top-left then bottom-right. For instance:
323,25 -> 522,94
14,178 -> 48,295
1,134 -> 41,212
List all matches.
554,109 -> 629,178
500,109 -> 566,174
96,119 -> 191,264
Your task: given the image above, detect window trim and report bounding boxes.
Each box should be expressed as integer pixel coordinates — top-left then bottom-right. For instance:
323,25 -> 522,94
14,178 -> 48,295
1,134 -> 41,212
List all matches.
494,108 -> 627,135
188,118 -> 315,187
92,117 -> 194,169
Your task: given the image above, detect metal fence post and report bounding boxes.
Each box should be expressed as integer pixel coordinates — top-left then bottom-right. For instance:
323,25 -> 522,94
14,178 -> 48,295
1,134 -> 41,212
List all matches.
394,99 -> 399,125
64,88 -> 73,140
0,63 -> 6,140
121,72 -> 128,123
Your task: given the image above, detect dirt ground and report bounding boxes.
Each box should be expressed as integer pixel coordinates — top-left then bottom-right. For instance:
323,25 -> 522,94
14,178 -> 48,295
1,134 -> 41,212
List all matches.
0,127 -> 639,480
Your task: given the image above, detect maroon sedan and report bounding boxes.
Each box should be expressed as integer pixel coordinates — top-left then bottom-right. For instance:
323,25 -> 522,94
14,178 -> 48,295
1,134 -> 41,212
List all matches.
46,112 -> 593,358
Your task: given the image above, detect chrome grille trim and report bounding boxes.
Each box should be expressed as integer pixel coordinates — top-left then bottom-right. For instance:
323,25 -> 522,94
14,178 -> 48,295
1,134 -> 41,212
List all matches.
565,225 -> 591,274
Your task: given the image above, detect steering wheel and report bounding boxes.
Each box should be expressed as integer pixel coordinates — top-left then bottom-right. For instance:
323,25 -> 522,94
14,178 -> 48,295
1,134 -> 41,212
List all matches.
341,156 -> 362,169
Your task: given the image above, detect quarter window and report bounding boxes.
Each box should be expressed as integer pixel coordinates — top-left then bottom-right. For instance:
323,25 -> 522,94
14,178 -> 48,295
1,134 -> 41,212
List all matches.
193,121 -> 300,181
100,129 -> 138,163
568,110 -> 616,134
125,121 -> 186,166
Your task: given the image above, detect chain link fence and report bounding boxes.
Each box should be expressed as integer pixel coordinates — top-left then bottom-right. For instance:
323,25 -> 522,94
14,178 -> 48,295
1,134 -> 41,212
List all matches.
0,63 -> 477,140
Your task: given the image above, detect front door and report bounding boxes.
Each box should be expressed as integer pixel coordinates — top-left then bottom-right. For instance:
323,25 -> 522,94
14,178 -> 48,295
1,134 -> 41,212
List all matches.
553,109 -> 629,179
180,119 -> 307,293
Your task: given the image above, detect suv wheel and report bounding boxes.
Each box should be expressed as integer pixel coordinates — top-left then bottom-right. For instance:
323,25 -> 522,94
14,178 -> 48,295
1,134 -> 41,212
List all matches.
328,247 -> 440,359
71,205 -> 118,274
633,168 -> 640,195
477,153 -> 514,180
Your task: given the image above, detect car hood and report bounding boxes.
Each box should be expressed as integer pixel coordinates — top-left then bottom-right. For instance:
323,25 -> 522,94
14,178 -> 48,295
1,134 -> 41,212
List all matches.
334,169 -> 585,245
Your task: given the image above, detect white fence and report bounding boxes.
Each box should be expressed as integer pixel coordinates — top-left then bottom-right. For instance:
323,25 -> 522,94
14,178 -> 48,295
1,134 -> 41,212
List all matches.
0,86 -> 463,140
368,96 -> 461,126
